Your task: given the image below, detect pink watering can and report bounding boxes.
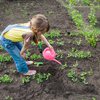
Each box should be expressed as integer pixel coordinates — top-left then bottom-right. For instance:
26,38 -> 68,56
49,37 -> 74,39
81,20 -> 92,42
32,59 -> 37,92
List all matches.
43,47 -> 62,65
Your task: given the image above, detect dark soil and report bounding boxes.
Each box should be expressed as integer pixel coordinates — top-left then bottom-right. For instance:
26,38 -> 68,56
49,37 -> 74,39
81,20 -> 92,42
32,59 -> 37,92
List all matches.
0,0 -> 100,100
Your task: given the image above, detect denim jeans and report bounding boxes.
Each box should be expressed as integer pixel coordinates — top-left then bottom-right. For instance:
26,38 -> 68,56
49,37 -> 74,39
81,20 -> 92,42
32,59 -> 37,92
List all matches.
0,36 -> 28,74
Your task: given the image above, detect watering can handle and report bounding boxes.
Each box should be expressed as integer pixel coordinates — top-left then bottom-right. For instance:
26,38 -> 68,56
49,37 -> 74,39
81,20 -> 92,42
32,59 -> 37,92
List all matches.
53,59 -> 62,65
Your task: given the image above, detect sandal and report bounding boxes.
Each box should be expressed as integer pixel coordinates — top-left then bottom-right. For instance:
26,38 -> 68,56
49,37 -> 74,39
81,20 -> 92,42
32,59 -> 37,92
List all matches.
26,61 -> 34,65
24,70 -> 36,75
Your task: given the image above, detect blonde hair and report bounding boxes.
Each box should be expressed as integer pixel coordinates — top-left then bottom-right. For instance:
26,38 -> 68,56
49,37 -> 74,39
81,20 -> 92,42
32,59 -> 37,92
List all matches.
30,14 -> 50,33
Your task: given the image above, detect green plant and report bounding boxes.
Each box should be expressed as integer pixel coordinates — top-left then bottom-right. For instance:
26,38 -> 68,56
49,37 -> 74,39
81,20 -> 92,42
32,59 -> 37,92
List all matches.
0,45 -> 4,50
34,62 -> 43,67
56,49 -> 63,58
72,61 -> 79,68
5,96 -> 13,100
0,74 -> 13,83
0,55 -> 12,62
82,0 -> 91,5
67,48 -> 92,59
92,97 -> 96,100
67,69 -> 78,82
86,35 -> 97,47
60,63 -> 68,69
34,73 -> 51,83
31,41 -> 36,46
47,29 -> 61,38
48,39 -> 55,45
69,0 -> 77,5
79,72 -> 88,84
21,76 -> 31,84
26,50 -> 31,58
70,9 -> 84,29
30,54 -> 42,60
67,69 -> 90,84
84,30 -> 97,47
73,39 -> 82,45
57,41 -> 64,46
88,4 -> 97,26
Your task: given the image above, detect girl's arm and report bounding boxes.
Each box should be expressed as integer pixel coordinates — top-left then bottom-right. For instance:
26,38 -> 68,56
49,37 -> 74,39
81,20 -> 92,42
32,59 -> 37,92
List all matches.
40,34 -> 53,49
20,34 -> 31,55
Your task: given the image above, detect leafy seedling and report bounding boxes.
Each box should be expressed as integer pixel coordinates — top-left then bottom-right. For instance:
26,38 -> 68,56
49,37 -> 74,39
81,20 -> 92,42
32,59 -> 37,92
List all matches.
34,62 -> 43,67
0,74 -> 13,84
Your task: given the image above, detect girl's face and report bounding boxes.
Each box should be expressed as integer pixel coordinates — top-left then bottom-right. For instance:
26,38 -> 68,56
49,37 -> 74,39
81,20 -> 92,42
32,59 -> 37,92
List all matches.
32,27 -> 46,35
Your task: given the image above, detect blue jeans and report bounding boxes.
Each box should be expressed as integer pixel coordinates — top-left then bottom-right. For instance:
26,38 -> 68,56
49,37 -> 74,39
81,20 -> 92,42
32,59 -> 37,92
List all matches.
0,36 -> 28,74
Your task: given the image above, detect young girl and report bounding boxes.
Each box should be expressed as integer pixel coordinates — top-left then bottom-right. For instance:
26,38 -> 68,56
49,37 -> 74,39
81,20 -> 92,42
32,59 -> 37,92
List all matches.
0,14 -> 53,75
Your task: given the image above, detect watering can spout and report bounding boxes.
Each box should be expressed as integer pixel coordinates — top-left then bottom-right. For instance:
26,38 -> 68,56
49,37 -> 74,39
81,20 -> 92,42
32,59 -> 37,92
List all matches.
53,59 -> 62,65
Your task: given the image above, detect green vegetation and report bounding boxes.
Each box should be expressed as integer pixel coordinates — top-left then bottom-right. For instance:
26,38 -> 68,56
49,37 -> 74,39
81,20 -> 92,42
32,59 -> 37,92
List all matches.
5,96 -> 13,100
82,0 -> 91,5
72,38 -> 82,45
57,41 -> 64,46
61,0 -> 99,47
34,62 -> 44,67
67,68 -> 93,84
26,50 -> 31,58
48,39 -> 55,45
0,55 -> 12,62
0,74 -> 13,84
34,73 -> 51,83
56,49 -> 63,58
45,29 -> 61,38
21,76 -> 31,84
67,48 -> 92,59
0,45 -> 4,50
92,97 -> 96,100
60,63 -> 68,70
30,54 -> 42,60
88,4 -> 97,27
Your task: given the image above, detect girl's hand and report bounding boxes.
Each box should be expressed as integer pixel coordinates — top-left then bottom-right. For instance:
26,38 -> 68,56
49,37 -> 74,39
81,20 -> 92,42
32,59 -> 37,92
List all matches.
49,45 -> 54,50
20,52 -> 26,59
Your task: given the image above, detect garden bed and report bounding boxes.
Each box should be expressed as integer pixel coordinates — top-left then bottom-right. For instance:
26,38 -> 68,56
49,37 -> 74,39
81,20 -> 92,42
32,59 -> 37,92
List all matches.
0,0 -> 100,100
